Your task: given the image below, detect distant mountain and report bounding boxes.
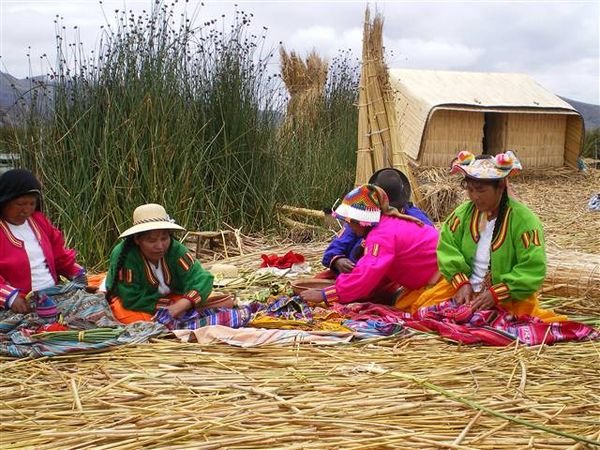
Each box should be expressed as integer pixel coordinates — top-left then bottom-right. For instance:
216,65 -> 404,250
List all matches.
0,71 -> 54,126
560,96 -> 600,130
1,71 -> 599,131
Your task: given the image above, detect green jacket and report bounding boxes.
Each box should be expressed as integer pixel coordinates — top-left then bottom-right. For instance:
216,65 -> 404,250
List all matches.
437,198 -> 546,301
106,239 -> 213,313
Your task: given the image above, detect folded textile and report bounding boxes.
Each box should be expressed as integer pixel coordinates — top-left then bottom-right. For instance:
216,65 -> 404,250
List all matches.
173,325 -> 354,347
153,303 -> 263,330
0,285 -> 164,358
404,300 -> 599,346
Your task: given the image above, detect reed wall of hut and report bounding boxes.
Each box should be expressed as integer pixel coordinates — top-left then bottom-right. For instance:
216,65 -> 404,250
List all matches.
389,69 -> 584,169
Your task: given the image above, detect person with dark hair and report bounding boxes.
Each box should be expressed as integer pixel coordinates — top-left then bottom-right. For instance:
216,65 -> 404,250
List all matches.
0,169 -> 87,314
301,184 -> 439,306
396,150 -> 564,321
321,168 -> 432,276
105,203 -> 214,324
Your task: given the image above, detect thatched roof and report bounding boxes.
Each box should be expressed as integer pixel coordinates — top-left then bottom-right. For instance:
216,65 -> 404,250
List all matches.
389,69 -> 577,111
389,69 -> 583,163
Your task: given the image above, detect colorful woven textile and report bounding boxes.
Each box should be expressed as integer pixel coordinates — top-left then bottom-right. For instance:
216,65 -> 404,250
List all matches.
250,296 -> 350,332
330,300 -> 598,346
404,300 -> 599,346
153,303 -> 262,330
0,288 -> 165,358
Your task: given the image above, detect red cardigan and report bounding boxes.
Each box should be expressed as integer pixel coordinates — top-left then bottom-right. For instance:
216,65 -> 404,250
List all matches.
0,211 -> 83,308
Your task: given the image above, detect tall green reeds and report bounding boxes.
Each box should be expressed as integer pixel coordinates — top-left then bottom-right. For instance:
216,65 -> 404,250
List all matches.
276,50 -> 359,209
2,1 -> 358,269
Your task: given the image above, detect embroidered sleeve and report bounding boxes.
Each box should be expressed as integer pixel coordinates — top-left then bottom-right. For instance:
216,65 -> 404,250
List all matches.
0,284 -> 20,310
175,249 -> 214,308
489,283 -> 510,302
450,273 -> 470,290
495,212 -> 546,301
437,204 -> 472,285
332,238 -> 394,304
177,252 -> 195,272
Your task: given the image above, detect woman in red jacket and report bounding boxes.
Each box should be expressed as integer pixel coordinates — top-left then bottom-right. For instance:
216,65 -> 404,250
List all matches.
0,169 -> 86,314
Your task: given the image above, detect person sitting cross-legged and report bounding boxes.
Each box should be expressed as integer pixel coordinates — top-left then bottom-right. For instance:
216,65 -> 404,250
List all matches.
320,168 -> 433,278
302,184 -> 440,306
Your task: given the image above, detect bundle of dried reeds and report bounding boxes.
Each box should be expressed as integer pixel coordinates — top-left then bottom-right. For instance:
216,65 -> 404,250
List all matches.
543,248 -> 600,299
354,7 -> 423,205
279,47 -> 328,129
511,168 -> 600,254
416,167 -> 465,222
2,335 -> 598,449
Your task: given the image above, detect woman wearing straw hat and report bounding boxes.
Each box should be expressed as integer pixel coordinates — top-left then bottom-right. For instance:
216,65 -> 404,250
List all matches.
0,169 -> 87,315
301,184 -> 440,306
396,151 -> 565,321
105,203 -> 214,324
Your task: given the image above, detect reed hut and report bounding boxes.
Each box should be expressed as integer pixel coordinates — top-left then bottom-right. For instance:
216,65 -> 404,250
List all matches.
389,69 -> 584,168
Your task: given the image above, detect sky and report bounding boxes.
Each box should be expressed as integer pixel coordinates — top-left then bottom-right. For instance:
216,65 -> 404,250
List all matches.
1,0 -> 599,104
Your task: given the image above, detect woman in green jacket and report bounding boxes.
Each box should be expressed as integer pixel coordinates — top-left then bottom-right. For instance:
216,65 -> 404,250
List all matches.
105,203 -> 214,324
395,150 -> 565,322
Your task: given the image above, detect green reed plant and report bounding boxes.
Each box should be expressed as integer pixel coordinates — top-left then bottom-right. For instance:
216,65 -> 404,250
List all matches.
3,1 -> 359,269
275,50 -> 359,210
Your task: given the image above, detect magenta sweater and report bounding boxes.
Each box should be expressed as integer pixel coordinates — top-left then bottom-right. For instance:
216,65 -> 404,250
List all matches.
323,215 -> 439,304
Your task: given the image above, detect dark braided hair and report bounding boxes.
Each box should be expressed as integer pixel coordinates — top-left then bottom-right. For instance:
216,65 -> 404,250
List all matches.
491,185 -> 509,241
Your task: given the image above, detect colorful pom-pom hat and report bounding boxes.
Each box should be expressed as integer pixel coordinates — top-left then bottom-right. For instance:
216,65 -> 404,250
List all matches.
450,150 -> 522,180
333,184 -> 389,226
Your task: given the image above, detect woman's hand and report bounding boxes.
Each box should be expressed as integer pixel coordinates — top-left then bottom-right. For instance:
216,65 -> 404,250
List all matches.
166,298 -> 193,318
10,295 -> 31,314
454,283 -> 474,305
333,258 -> 355,274
299,289 -> 327,306
469,290 -> 496,312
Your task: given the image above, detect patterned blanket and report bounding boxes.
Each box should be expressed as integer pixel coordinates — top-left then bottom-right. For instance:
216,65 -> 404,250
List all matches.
331,300 -> 599,346
0,288 -> 165,358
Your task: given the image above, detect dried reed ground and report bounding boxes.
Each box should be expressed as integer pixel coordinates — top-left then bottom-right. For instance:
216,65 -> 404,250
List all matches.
1,170 -> 599,449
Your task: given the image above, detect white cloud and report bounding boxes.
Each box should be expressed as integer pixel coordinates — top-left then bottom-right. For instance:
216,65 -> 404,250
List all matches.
286,25 -> 362,59
0,0 -> 598,104
388,38 -> 484,69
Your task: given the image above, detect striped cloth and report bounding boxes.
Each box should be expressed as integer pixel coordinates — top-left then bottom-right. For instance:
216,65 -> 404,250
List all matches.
152,303 -> 263,330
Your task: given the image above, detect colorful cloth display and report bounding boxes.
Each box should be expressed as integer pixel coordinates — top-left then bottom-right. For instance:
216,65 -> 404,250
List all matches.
0,287 -> 165,358
402,299 -> 599,346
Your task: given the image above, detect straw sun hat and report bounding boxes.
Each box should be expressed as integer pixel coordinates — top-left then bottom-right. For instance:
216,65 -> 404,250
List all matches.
119,203 -> 185,238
